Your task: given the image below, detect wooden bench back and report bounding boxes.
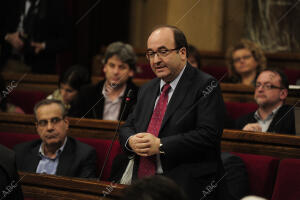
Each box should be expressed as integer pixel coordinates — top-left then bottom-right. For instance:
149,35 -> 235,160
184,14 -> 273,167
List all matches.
1,113 -> 300,159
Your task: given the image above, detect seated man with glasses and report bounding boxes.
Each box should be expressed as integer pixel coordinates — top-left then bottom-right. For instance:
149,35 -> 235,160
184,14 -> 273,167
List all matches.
13,99 -> 97,178
235,68 -> 295,134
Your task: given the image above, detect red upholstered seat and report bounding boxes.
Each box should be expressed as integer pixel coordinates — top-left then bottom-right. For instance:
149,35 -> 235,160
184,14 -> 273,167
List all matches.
76,137 -> 121,181
201,65 -> 228,80
283,68 -> 300,85
0,132 -> 39,149
8,90 -> 47,114
233,153 -> 279,199
225,102 -> 258,120
271,159 -> 300,200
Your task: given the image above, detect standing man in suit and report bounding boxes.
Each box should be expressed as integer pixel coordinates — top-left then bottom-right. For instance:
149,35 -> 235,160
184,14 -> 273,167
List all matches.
1,0 -> 71,74
0,144 -> 24,200
69,41 -> 138,120
119,25 -> 228,200
236,68 -> 295,135
14,99 -> 97,178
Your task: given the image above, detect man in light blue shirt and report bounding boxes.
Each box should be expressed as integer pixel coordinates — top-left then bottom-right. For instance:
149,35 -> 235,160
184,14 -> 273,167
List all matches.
14,99 -> 97,178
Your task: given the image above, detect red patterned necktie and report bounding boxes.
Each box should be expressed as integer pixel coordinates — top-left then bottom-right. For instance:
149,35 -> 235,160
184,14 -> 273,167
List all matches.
138,84 -> 171,178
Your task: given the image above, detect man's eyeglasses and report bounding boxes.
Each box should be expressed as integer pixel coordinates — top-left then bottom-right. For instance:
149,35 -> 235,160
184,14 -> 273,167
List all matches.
233,55 -> 252,63
146,47 -> 179,60
37,117 -> 63,127
255,83 -> 284,90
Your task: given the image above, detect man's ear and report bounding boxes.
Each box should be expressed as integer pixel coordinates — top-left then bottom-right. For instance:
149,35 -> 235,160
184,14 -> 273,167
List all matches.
64,116 -> 69,130
280,89 -> 288,100
103,64 -> 107,73
179,47 -> 187,59
129,69 -> 134,77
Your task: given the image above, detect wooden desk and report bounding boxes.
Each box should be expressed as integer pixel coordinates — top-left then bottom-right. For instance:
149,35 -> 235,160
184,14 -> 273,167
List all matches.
1,113 -> 300,159
0,113 -> 120,140
19,172 -> 125,200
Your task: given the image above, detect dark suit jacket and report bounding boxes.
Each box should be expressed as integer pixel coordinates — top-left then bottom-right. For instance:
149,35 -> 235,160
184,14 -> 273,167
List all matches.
235,105 -> 296,135
119,64 -> 229,200
0,144 -> 23,200
69,79 -> 139,120
13,137 -> 97,179
1,0 -> 71,73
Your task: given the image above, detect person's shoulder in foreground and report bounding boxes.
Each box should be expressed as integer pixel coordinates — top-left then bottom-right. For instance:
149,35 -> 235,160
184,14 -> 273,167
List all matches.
121,175 -> 188,200
0,144 -> 24,200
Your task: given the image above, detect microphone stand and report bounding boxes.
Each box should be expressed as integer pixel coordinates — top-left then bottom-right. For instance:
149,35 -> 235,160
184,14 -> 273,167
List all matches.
98,89 -> 133,180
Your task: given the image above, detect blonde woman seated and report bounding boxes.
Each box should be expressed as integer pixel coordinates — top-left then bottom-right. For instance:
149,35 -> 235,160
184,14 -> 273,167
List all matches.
47,65 -> 90,111
224,39 -> 266,86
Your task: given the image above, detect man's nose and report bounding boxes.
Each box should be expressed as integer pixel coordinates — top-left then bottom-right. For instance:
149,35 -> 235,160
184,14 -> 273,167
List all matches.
47,121 -> 54,131
256,86 -> 264,92
113,67 -> 120,74
153,53 -> 162,64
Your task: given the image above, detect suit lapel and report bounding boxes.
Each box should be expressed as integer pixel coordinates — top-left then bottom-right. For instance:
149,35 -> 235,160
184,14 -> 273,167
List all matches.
141,80 -> 160,131
56,138 -> 74,176
92,81 -> 105,118
29,144 -> 42,173
118,83 -> 131,120
159,65 -> 193,134
267,105 -> 286,133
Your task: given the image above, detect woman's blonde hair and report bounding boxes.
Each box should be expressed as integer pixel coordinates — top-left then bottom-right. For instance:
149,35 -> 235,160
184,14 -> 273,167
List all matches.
226,39 -> 267,82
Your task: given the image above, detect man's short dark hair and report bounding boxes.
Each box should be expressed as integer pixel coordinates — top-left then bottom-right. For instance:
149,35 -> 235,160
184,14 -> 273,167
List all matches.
33,99 -> 67,120
121,176 -> 187,200
103,41 -> 137,71
258,68 -> 289,89
150,25 -> 189,57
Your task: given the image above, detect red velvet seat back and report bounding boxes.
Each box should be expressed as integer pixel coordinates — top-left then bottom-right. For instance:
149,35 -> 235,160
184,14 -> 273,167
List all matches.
8,90 -> 47,114
76,137 -> 122,181
0,132 -> 39,149
271,159 -> 300,200
225,102 -> 258,119
233,153 -> 279,199
283,68 -> 300,85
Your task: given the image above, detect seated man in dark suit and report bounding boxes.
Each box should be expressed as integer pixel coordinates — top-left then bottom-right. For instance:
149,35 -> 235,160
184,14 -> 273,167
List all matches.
14,99 -> 97,178
0,144 -> 23,200
69,41 -> 139,120
236,68 -> 295,135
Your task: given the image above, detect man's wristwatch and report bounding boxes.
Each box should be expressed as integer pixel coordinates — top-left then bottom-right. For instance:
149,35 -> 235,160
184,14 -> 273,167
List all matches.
159,143 -> 165,154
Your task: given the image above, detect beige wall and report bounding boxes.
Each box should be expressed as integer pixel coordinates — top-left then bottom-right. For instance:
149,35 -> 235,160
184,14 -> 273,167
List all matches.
129,0 -> 168,49
223,0 -> 245,51
166,0 -> 224,51
130,0 -> 230,51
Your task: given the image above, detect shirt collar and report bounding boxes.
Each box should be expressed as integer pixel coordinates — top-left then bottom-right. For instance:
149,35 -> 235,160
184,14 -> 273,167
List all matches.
254,104 -> 282,121
159,64 -> 187,92
39,137 -> 68,160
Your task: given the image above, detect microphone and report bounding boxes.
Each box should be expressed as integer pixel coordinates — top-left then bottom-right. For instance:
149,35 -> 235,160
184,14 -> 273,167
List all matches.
125,89 -> 132,103
98,89 -> 133,180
